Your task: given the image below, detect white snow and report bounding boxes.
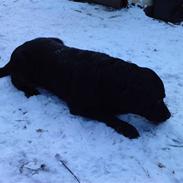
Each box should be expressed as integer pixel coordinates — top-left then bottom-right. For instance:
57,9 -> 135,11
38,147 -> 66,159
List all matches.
0,0 -> 183,183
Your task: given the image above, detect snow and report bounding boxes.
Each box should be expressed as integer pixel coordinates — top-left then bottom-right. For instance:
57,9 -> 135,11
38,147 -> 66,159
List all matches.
0,0 -> 183,182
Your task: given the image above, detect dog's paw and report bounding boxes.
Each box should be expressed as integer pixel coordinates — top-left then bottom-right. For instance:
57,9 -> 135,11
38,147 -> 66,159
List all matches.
115,123 -> 140,139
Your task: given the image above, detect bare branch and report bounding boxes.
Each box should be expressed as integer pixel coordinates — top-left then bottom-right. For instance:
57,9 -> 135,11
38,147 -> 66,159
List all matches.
55,154 -> 81,183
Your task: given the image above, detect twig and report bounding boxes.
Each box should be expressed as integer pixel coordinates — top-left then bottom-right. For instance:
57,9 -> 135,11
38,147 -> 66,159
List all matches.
168,144 -> 183,148
133,158 -> 151,178
55,154 -> 81,183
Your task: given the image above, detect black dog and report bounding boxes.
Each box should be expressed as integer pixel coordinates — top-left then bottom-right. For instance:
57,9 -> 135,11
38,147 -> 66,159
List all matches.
0,38 -> 171,138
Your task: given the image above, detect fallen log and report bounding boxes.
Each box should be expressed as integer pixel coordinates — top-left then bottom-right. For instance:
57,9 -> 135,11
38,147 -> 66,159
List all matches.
72,0 -> 128,9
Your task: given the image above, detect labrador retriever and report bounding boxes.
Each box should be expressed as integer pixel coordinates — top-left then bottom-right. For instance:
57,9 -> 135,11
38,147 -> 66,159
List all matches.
0,38 -> 171,138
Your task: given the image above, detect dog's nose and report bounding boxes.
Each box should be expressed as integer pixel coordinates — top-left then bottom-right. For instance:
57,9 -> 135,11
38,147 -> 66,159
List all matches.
166,111 -> 171,119
161,101 -> 171,120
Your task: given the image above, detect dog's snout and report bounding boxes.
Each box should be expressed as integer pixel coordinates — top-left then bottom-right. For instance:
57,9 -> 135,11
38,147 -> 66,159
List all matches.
166,109 -> 171,119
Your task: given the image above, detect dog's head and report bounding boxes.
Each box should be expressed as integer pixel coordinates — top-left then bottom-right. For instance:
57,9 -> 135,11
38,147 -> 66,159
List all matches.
131,67 -> 171,123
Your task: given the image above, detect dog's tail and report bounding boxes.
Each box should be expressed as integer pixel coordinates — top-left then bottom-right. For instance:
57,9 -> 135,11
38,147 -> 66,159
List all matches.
0,62 -> 11,77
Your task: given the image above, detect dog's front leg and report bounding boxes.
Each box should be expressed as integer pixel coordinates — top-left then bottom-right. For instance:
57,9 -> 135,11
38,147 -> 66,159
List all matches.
105,116 -> 140,139
69,105 -> 139,139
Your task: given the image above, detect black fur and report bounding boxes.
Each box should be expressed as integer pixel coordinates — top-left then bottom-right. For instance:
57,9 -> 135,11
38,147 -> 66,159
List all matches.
0,38 -> 171,139
144,0 -> 183,23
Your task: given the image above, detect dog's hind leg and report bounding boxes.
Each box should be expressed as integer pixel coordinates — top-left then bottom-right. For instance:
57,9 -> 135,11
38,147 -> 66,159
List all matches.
69,105 -> 140,139
11,73 -> 40,97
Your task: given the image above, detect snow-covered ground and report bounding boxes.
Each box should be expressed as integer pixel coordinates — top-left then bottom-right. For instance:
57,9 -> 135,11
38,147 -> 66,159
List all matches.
0,0 -> 183,182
